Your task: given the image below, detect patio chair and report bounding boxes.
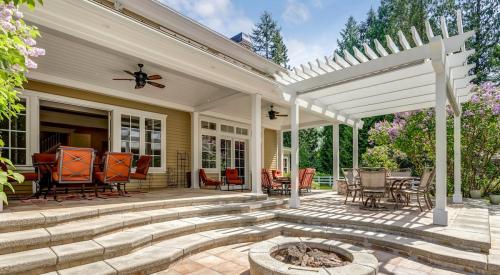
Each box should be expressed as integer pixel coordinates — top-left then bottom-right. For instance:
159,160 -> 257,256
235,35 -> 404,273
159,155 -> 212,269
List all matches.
225,168 -> 244,191
299,168 -> 315,193
199,169 -> 222,189
359,168 -> 387,208
395,167 -> 435,211
94,152 -> 133,197
130,155 -> 152,192
261,169 -> 283,195
271,169 -> 282,179
32,153 -> 57,198
51,146 -> 95,201
341,168 -> 362,205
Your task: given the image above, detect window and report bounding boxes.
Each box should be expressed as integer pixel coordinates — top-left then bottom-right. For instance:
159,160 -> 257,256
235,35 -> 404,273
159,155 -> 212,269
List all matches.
220,138 -> 232,175
220,124 -> 234,133
236,127 -> 248,136
145,118 -> 162,167
201,135 -> 216,168
201,121 -> 216,130
121,115 -> 140,166
0,100 -> 27,165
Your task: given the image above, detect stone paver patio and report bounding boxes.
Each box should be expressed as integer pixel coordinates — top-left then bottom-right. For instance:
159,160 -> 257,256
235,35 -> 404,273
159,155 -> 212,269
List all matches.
159,242 -> 467,275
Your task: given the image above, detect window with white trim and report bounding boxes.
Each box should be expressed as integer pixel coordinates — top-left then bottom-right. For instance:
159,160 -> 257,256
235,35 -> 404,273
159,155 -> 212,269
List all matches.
121,115 -> 141,166
236,127 -> 248,136
145,118 -> 162,167
201,134 -> 216,168
0,100 -> 27,165
201,121 -> 216,130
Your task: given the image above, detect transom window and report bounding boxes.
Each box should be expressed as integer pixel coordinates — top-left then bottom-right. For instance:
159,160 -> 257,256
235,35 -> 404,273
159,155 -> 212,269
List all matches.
236,127 -> 248,136
0,100 -> 27,165
201,121 -> 216,130
221,124 -> 234,133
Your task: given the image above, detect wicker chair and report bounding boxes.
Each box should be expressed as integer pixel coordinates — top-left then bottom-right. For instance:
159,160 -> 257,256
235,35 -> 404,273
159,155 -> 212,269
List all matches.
341,168 -> 362,204
359,169 -> 387,208
395,167 -> 435,211
261,169 -> 283,194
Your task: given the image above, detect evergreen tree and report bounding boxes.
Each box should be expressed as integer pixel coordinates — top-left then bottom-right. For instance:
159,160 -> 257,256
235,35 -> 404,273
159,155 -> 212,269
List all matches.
360,7 -> 379,45
336,16 -> 361,55
460,0 -> 500,83
251,11 -> 278,60
270,31 -> 289,67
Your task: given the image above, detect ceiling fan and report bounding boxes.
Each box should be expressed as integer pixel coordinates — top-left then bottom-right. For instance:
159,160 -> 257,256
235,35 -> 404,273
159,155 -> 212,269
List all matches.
267,105 -> 288,120
112,64 -> 165,89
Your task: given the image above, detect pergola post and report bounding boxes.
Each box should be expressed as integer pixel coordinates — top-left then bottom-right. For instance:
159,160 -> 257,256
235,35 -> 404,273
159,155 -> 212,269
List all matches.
278,130 -> 284,172
352,121 -> 359,169
453,113 -> 463,203
332,122 -> 340,183
289,95 -> 300,208
250,93 -> 262,194
190,111 -> 200,189
431,36 -> 448,226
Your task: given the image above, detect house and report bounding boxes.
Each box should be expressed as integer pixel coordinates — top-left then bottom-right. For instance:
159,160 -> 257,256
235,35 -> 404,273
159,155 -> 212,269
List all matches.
8,0 -> 352,194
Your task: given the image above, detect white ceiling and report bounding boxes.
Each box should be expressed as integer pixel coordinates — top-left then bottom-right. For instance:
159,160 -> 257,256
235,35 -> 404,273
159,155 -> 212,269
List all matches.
29,28 -> 329,130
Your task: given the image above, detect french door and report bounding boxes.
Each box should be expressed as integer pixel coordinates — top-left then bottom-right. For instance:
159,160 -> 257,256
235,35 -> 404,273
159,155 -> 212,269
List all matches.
219,137 -> 247,185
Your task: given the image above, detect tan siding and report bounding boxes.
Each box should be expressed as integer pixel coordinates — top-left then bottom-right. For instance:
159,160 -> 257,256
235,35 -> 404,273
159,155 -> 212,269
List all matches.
263,128 -> 277,170
13,80 -> 192,193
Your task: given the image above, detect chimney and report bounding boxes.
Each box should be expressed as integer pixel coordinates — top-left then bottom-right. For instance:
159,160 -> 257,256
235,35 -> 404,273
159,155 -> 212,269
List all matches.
230,32 -> 252,50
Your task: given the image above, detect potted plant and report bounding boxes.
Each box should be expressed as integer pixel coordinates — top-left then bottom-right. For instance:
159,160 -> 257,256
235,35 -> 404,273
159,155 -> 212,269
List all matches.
470,189 -> 482,199
487,180 -> 500,205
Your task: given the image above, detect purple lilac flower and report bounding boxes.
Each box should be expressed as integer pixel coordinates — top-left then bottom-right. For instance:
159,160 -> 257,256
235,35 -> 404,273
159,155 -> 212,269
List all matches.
471,95 -> 480,103
493,104 -> 500,115
463,110 -> 474,117
25,58 -> 37,69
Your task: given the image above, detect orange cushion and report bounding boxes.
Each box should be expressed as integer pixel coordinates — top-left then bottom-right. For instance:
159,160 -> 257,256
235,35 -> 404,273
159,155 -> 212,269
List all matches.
52,172 -> 91,182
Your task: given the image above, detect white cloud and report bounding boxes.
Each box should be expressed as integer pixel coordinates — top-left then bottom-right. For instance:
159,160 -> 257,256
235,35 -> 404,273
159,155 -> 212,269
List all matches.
282,0 -> 310,25
160,0 -> 254,37
286,38 -> 332,68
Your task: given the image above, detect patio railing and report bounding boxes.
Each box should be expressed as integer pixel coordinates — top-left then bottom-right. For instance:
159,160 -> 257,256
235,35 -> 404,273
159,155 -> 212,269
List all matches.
313,175 -> 335,187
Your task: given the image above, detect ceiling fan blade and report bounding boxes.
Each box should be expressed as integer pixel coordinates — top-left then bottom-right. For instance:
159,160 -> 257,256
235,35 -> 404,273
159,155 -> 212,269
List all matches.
148,75 -> 162,80
112,78 -> 134,80
124,70 -> 135,76
147,81 -> 165,89
276,114 -> 289,117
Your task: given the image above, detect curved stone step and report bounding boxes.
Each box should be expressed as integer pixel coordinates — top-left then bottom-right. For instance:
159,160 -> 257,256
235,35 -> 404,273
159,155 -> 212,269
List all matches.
0,213 -> 276,275
0,193 -> 268,233
0,199 -> 285,255
50,222 -> 489,275
271,208 -> 491,253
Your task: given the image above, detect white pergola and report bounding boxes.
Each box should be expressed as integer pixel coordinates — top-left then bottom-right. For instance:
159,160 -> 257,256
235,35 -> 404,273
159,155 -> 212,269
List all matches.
273,10 -> 475,226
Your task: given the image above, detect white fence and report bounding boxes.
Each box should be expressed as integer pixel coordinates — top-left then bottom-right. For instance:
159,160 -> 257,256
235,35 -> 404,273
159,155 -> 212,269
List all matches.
313,175 -> 335,187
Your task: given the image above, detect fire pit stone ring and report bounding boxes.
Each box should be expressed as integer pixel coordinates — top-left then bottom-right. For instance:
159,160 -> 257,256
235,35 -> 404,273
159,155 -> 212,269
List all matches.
248,236 -> 378,275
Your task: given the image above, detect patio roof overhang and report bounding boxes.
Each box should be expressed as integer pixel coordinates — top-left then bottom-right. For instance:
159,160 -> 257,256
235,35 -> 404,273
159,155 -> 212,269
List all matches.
274,11 -> 475,120
22,0 -> 359,129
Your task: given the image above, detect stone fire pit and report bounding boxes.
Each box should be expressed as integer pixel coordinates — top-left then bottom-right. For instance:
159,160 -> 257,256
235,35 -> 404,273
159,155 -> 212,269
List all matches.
249,236 -> 378,275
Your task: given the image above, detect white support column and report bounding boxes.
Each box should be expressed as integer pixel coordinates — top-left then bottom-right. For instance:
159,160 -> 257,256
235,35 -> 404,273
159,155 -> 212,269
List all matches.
453,113 -> 463,203
190,112 -> 200,189
278,130 -> 284,171
250,94 -> 262,194
289,95 -> 300,208
332,122 -> 340,183
431,36 -> 448,226
352,121 -> 359,169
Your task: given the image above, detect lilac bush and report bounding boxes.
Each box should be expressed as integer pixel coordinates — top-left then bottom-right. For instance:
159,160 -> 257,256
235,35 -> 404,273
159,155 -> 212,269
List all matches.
1,0 -> 44,206
362,82 -> 499,195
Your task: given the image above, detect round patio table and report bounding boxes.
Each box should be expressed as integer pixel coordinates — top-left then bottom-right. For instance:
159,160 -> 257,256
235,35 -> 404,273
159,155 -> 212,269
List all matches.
355,175 -> 418,209
274,177 -> 291,195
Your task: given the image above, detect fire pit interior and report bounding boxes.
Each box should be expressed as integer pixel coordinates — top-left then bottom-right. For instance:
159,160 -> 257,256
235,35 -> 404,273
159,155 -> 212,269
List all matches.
271,243 -> 351,268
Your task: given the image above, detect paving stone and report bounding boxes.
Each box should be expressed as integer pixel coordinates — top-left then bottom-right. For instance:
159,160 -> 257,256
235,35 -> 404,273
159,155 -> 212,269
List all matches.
0,212 -> 46,232
105,245 -> 183,274
47,216 -> 124,243
51,240 -> 104,266
95,230 -> 152,258
0,248 -> 57,274
41,208 -> 99,224
153,233 -> 214,254
0,228 -> 50,253
57,261 -> 117,275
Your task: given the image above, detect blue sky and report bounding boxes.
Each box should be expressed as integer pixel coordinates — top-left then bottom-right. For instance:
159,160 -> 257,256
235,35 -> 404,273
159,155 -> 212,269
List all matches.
161,0 -> 380,67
